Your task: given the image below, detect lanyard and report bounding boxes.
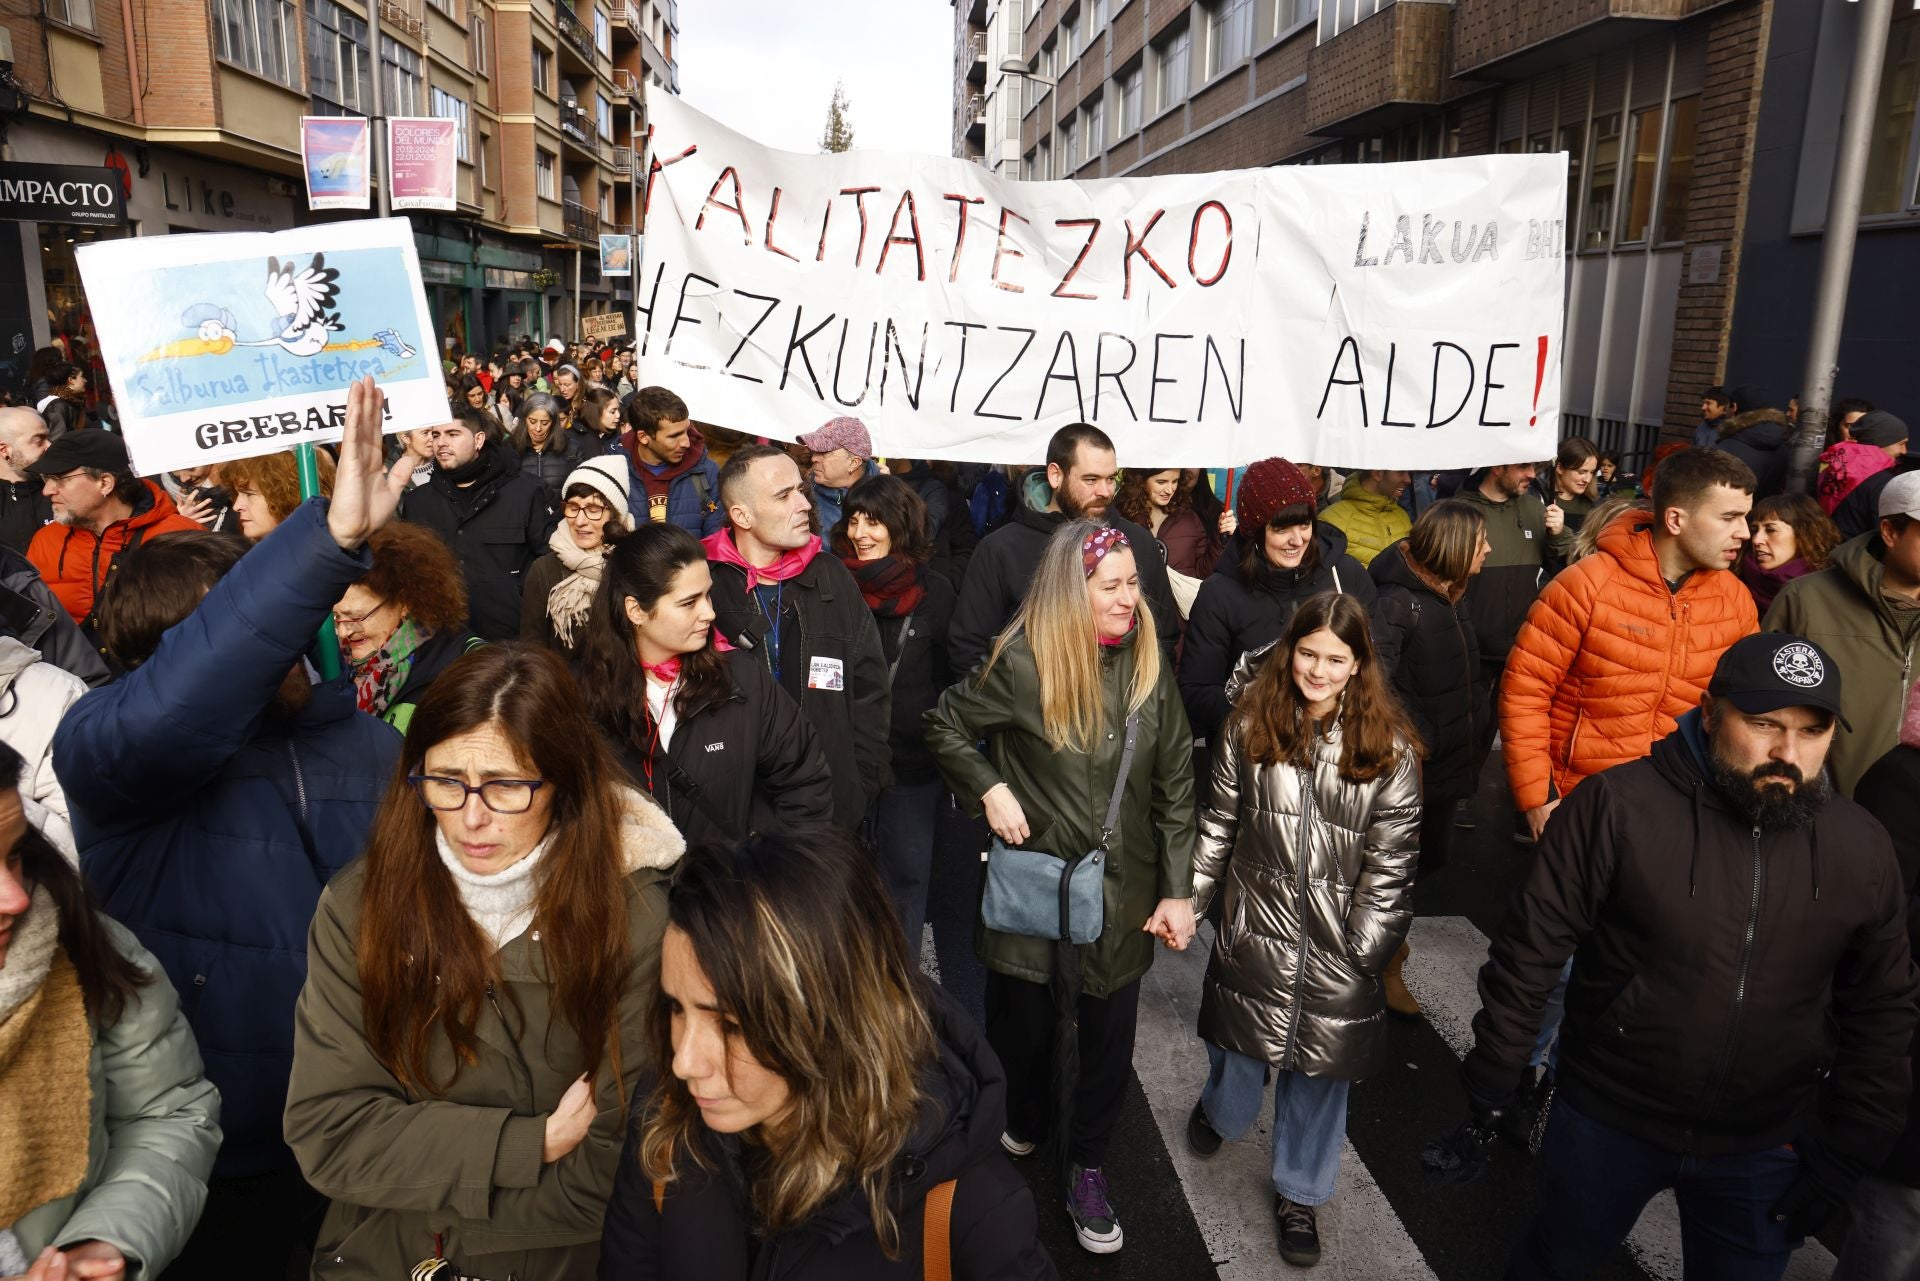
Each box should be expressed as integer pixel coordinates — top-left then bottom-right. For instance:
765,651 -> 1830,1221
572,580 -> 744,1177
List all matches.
756,580 -> 785,684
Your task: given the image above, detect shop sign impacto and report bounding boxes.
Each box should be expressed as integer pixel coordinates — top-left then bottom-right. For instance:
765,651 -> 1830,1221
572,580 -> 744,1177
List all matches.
0,162 -> 128,226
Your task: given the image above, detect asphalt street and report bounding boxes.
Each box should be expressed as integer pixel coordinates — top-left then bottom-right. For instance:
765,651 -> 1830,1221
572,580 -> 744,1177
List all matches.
921,744 -> 1844,1281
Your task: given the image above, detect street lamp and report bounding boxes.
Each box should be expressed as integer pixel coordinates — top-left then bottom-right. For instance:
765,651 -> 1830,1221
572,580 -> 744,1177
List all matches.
998,58 -> 1056,87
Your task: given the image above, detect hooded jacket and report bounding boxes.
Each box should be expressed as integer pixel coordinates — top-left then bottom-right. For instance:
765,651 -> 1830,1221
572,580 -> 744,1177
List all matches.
598,985 -> 1056,1281
0,544 -> 108,687
27,479 -> 200,624
1369,540 -> 1489,802
1465,717 -> 1918,1170
285,790 -> 684,1281
1176,524 -> 1383,741
400,444 -> 555,641
623,427 -> 723,536
924,627 -> 1195,998
1764,532 -> 1920,795
54,501 -> 400,1178
947,474 -> 1180,679
1317,483 -> 1411,568
1192,711 -> 1421,1079
1454,481 -> 1549,664
0,635 -> 85,825
1501,508 -> 1759,812
10,918 -> 221,1276
1716,408 -> 1793,497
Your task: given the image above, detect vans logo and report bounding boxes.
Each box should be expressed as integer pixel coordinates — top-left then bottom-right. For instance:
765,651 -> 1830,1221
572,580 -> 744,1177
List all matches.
704,742 -> 725,753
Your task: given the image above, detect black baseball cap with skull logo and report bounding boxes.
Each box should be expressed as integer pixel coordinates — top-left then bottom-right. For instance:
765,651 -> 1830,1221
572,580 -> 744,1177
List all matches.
1708,634 -> 1851,731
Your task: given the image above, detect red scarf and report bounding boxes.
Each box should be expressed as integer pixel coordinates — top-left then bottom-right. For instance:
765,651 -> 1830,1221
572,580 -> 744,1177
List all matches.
839,553 -> 926,617
702,528 -> 823,590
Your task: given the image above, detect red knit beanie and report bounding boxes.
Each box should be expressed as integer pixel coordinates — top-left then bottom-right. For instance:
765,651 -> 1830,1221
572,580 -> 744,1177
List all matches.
1236,458 -> 1318,531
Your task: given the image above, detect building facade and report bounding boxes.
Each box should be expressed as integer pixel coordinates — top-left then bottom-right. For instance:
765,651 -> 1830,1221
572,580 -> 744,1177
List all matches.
0,0 -> 678,405
956,0 -> 1789,468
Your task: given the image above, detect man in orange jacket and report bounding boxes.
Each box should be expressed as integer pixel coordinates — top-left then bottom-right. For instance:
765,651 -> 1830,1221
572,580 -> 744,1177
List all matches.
25,430 -> 201,627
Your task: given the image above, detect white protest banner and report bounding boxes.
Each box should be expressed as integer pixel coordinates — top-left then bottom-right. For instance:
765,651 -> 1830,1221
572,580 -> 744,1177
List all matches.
77,217 -> 442,476
635,95 -> 1566,469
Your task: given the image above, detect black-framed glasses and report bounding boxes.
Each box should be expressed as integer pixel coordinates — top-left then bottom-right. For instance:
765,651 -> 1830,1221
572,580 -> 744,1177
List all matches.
408,774 -> 548,814
563,500 -> 611,520
331,598 -> 389,632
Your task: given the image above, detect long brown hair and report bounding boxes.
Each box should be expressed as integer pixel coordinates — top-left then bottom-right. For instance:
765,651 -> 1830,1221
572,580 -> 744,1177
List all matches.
1114,468 -> 1190,527
1235,592 -> 1418,782
359,645 -> 634,1094
639,830 -> 935,1256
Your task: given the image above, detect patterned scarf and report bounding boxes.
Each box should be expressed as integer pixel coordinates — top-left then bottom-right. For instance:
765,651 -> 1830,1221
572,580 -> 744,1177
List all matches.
545,523 -> 611,647
840,553 -> 926,617
350,616 -> 429,717
0,886 -> 92,1233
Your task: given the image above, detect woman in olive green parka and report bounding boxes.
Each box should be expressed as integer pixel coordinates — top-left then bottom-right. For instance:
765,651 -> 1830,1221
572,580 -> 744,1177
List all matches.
925,520 -> 1195,1257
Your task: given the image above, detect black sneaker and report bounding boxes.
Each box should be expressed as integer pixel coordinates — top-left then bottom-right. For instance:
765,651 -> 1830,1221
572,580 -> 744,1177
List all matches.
1066,1165 -> 1123,1253
1275,1195 -> 1321,1267
1453,810 -> 1477,831
1187,1101 -> 1224,1156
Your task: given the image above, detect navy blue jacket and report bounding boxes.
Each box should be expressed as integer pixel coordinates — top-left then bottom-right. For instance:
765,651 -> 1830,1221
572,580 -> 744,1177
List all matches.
621,431 -> 723,536
54,500 -> 400,1178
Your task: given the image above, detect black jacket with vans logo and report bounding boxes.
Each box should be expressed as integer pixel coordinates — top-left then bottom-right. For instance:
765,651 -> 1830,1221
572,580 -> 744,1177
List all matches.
1464,713 -> 1919,1176
610,650 -> 836,846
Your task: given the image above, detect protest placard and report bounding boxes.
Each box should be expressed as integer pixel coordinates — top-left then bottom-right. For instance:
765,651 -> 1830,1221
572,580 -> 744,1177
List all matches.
389,118 -> 457,212
581,312 -> 629,343
78,217 -> 444,476
301,117 -> 370,211
635,95 -> 1566,469
600,233 -> 632,277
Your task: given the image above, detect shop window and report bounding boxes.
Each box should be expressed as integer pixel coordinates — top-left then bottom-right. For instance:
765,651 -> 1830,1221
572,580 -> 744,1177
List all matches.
1657,96 -> 1699,242
216,0 -> 299,88
1617,103 -> 1664,245
47,0 -> 94,31
1862,10 -> 1920,215
1583,113 -> 1621,251
39,224 -> 128,421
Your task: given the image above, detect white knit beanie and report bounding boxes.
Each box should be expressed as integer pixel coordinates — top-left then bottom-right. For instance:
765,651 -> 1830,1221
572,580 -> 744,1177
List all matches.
566,456 -> 635,531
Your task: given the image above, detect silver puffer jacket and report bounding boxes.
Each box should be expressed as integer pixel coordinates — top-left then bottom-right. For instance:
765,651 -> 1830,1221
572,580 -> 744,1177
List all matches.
1193,715 -> 1421,1078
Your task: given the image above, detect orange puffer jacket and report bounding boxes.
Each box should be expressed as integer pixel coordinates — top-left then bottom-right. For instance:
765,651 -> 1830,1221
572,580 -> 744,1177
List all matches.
1500,509 -> 1759,812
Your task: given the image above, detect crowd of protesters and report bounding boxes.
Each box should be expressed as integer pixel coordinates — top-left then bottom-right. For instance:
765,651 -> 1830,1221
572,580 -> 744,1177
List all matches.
0,343 -> 1910,1281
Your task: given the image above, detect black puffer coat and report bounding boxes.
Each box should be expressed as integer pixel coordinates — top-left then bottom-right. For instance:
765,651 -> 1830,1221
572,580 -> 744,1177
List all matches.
399,446 -> 555,641
1715,408 -> 1792,497
599,985 -> 1057,1281
514,437 -> 586,510
871,568 -> 956,787
1369,540 -> 1489,803
1177,524 -> 1384,740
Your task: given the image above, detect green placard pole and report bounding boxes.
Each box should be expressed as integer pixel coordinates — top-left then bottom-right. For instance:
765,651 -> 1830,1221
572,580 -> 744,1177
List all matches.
296,442 -> 342,680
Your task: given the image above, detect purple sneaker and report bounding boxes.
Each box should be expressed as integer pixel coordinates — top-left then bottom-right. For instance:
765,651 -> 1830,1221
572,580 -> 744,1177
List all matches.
1067,1164 -> 1123,1253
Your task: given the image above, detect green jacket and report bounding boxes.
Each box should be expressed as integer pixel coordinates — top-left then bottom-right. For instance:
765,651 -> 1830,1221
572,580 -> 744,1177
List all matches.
1764,532 -> 1920,796
284,792 -> 681,1280
1317,485 -> 1410,568
924,629 -> 1197,997
13,919 -> 222,1276
1456,484 -> 1550,661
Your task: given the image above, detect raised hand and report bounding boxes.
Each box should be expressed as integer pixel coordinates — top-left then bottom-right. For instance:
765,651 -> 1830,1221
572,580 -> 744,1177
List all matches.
326,375 -> 404,551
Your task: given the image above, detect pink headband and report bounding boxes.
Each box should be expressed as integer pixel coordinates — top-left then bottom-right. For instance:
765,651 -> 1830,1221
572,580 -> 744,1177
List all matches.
1082,526 -> 1129,576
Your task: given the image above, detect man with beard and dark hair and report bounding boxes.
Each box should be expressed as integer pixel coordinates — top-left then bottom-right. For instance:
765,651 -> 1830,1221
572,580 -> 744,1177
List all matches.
1446,633 -> 1919,1280
52,376 -> 403,1278
948,422 -> 1178,676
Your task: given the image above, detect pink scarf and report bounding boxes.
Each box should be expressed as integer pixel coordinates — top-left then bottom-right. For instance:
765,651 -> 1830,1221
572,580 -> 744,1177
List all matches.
701,528 -> 824,590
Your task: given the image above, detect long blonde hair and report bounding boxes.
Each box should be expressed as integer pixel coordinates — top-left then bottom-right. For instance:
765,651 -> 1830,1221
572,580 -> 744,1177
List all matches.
981,519 -> 1159,751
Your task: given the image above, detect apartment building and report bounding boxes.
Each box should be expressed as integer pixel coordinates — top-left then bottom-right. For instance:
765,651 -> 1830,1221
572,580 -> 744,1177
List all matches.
0,0 -> 677,394
954,0 -> 1795,466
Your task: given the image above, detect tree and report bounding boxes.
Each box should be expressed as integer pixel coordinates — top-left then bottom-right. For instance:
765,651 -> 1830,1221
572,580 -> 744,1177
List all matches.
819,81 -> 855,154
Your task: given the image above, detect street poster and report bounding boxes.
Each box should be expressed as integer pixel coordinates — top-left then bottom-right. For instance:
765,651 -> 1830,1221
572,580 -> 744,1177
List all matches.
76,217 -> 443,476
600,233 -> 633,277
388,118 -> 458,212
581,312 -> 628,343
300,117 -> 370,212
635,94 -> 1567,470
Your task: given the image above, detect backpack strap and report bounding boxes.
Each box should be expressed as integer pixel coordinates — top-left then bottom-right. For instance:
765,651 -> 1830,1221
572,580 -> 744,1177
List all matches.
923,1178 -> 956,1281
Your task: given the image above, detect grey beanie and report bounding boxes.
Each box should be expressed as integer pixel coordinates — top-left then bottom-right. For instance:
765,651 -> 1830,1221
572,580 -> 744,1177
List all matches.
1854,410 -> 1909,449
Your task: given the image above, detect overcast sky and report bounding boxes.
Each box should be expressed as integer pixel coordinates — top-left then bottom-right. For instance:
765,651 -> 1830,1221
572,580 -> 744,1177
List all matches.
676,1 -> 954,157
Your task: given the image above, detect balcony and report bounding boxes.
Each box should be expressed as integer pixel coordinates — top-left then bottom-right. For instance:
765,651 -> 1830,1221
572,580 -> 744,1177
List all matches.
555,3 -> 597,67
612,146 -> 633,176
1305,2 -> 1460,137
965,92 -> 985,145
967,31 -> 987,84
615,1 -> 641,43
559,103 -> 605,161
612,67 -> 640,100
1451,0 -> 1733,80
565,200 -> 601,243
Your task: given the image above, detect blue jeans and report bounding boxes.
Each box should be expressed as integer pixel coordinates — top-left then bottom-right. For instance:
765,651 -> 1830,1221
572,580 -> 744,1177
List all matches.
871,781 -> 939,947
1199,1042 -> 1349,1206
1507,1096 -> 1805,1281
1832,1174 -> 1920,1281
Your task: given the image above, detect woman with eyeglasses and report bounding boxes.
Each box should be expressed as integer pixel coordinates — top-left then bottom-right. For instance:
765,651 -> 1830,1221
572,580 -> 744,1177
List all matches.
332,521 -> 481,733
522,457 -> 635,656
285,643 -> 685,1280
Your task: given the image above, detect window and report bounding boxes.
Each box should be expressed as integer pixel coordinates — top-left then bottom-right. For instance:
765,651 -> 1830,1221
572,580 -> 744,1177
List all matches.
1118,63 -> 1142,136
1277,0 -> 1316,34
532,44 -> 553,95
1086,92 -> 1105,155
1091,0 -> 1107,31
1862,11 -> 1920,215
1037,138 -> 1052,180
594,7 -> 611,55
1061,115 -> 1078,173
1657,96 -> 1699,242
596,93 -> 614,140
1062,11 -> 1079,60
1022,148 -> 1036,181
430,87 -> 471,161
306,0 -> 371,113
472,14 -> 490,78
600,185 -> 613,221
216,0 -> 298,86
480,134 -> 492,190
1205,0 -> 1254,80
1582,113 -> 1621,250
1323,0 -> 1395,41
536,149 -> 556,199
427,0 -> 454,13
381,37 -> 422,118
1154,19 -> 1190,113
46,0 -> 93,30
1558,123 -> 1585,246
1616,104 -> 1664,245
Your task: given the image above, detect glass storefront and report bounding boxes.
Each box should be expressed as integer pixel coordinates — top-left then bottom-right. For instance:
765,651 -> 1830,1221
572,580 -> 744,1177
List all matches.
37,222 -> 133,423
